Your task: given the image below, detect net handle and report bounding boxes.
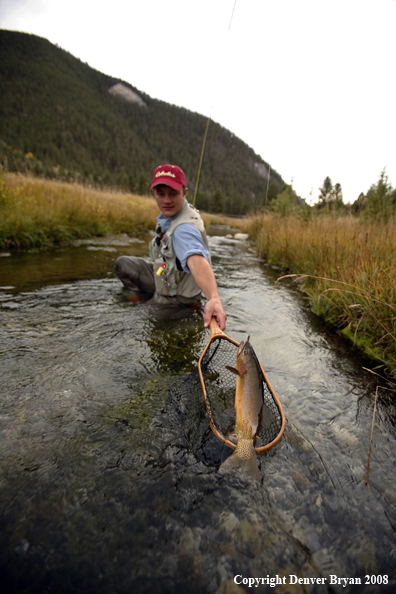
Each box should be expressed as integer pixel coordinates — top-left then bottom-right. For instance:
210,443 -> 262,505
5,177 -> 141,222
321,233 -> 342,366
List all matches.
208,316 -> 227,339
198,317 -> 286,453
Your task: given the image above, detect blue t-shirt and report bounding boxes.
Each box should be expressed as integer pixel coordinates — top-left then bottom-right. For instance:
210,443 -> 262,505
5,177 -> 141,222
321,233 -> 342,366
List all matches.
157,214 -> 209,273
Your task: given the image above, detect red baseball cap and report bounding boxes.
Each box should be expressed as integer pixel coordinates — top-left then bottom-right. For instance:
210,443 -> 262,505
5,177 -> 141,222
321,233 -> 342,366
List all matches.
150,164 -> 186,191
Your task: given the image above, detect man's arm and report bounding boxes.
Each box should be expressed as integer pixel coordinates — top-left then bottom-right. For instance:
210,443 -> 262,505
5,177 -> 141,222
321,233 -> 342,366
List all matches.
186,254 -> 227,330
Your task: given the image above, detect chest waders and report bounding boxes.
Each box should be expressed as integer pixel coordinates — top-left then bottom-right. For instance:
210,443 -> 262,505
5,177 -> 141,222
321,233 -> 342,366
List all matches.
148,200 -> 212,299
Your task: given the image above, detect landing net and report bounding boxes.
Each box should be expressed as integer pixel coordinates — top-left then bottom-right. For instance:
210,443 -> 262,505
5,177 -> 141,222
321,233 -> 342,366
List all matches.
169,335 -> 284,453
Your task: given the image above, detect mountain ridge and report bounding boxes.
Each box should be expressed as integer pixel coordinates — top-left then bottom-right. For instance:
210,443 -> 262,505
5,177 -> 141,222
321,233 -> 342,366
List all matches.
0,29 -> 285,214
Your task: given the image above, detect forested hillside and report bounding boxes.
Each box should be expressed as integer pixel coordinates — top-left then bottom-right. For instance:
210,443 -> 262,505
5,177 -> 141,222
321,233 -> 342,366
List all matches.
0,30 -> 284,214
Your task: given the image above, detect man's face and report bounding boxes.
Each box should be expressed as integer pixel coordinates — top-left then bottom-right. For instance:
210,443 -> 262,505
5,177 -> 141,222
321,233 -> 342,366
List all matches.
153,184 -> 187,218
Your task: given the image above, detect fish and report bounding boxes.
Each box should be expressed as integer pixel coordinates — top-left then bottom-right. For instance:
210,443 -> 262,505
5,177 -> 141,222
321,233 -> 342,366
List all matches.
220,336 -> 264,481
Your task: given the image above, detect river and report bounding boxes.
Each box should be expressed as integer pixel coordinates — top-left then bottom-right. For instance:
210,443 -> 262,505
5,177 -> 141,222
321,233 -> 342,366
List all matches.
0,229 -> 395,594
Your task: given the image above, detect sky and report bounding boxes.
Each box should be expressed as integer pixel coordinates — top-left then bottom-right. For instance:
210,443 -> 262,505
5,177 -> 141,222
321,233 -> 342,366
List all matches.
1,0 -> 395,204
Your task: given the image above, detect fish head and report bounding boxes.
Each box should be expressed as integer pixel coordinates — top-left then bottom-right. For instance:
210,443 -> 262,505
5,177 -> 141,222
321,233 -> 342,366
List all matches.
236,336 -> 255,374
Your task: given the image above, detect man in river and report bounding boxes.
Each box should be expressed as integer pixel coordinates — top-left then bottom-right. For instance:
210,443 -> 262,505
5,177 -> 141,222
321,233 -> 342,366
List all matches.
114,164 -> 227,330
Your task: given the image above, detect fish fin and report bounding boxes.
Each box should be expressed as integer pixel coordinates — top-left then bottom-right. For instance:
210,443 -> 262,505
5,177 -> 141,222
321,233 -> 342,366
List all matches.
225,365 -> 240,376
219,439 -> 260,482
226,432 -> 238,445
254,435 -> 262,447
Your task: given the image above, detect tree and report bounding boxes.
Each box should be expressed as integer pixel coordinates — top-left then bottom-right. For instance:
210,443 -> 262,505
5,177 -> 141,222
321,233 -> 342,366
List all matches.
351,192 -> 366,215
364,169 -> 395,221
270,184 -> 298,217
317,176 -> 333,208
317,177 -> 344,211
332,182 -> 344,210
261,179 -> 280,209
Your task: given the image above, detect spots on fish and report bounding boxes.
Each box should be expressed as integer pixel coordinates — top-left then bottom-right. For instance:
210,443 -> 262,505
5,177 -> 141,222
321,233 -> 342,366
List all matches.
237,439 -> 255,461
219,439 -> 261,481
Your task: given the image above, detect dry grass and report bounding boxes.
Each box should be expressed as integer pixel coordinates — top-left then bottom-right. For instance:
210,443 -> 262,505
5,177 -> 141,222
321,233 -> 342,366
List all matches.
0,173 -> 245,249
248,212 -> 396,377
4,173 -> 393,374
200,211 -> 250,230
0,173 -> 160,248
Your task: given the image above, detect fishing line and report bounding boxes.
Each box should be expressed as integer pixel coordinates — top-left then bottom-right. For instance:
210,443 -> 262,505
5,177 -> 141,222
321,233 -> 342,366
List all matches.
228,0 -> 238,31
192,0 -> 238,208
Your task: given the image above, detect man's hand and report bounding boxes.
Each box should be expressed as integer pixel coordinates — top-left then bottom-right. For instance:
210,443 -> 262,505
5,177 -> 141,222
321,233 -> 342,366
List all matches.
203,296 -> 227,330
186,255 -> 227,330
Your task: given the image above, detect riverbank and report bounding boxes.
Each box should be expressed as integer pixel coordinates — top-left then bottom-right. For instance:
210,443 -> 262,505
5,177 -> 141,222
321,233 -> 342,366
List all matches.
0,173 -> 160,248
0,173 -> 243,249
2,172 -> 394,377
248,212 -> 396,378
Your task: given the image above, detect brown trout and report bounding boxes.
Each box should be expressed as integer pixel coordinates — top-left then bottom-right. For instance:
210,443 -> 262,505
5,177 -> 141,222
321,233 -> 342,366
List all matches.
220,337 -> 264,481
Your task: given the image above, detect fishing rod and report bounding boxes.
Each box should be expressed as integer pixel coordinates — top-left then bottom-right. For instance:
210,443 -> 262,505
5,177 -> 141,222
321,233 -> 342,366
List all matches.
192,116 -> 210,208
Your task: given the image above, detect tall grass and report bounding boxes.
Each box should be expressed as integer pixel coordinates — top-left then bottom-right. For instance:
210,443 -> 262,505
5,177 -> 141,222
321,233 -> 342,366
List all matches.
0,173 -> 160,249
4,172 -> 394,374
248,213 -> 396,377
0,173 -> 243,249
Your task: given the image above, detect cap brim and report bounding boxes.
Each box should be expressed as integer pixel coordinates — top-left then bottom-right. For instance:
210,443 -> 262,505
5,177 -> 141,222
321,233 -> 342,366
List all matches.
150,179 -> 183,191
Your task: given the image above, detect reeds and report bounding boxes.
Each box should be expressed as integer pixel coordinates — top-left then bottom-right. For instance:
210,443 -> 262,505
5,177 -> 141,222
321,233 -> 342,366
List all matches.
3,173 -> 394,374
0,173 -> 160,249
249,213 -> 396,377
0,173 -> 244,250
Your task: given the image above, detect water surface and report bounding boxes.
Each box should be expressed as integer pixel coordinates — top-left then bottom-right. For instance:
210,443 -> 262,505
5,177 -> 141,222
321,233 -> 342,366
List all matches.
1,231 -> 395,593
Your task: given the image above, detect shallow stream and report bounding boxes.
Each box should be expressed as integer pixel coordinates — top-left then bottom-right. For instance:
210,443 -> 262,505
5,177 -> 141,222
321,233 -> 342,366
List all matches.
0,229 -> 395,593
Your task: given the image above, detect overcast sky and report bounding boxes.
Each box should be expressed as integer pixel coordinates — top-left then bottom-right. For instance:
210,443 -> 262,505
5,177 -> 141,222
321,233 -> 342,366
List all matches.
1,0 -> 395,204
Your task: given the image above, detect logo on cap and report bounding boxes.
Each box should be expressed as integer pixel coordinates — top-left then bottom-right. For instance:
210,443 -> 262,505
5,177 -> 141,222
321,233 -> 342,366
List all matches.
155,171 -> 176,179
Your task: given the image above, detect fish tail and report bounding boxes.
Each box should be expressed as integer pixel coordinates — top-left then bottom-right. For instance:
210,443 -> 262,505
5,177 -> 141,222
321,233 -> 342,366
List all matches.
219,439 -> 261,482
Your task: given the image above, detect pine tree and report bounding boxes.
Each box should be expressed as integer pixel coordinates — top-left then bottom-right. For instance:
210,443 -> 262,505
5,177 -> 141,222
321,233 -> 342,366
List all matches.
317,176 -> 333,208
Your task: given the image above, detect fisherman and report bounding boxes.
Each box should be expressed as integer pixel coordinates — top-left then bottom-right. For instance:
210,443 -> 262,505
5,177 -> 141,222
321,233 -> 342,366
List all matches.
114,164 -> 227,330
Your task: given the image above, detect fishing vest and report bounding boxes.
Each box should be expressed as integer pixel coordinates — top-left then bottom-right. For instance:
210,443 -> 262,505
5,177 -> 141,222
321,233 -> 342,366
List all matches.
148,200 -> 211,298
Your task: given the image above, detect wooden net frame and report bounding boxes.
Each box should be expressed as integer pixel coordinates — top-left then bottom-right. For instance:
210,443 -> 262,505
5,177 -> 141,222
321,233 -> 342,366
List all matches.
197,318 -> 285,453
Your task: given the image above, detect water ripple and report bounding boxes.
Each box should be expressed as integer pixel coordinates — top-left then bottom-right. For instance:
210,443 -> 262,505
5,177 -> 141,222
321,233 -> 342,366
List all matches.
0,234 -> 395,592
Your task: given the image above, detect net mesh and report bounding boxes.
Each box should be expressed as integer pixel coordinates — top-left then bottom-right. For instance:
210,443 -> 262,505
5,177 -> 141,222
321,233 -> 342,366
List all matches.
169,336 -> 283,449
